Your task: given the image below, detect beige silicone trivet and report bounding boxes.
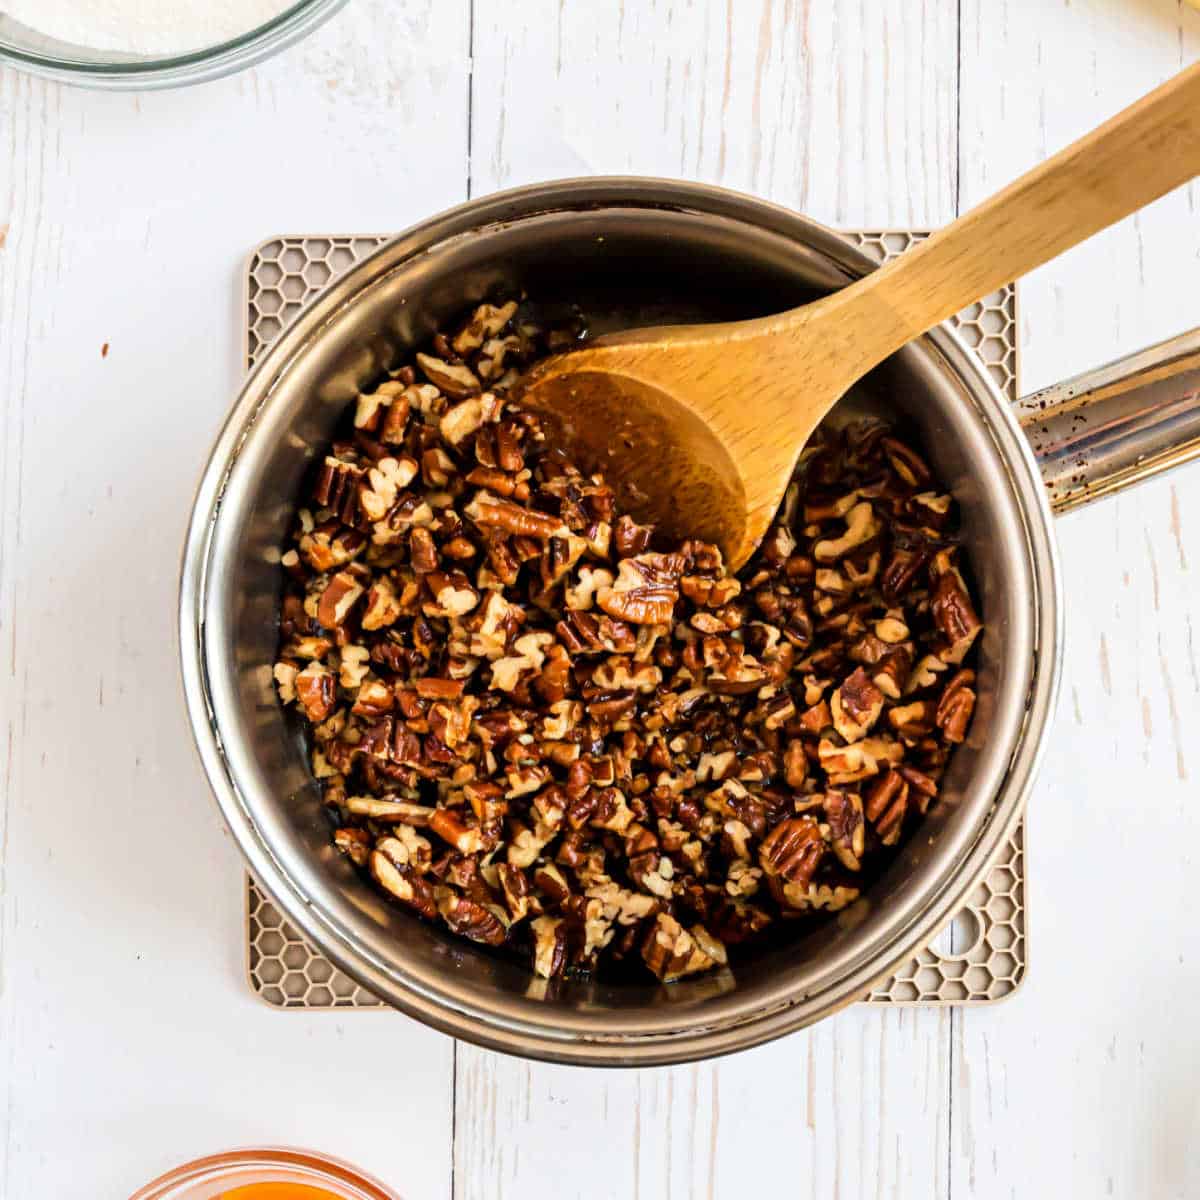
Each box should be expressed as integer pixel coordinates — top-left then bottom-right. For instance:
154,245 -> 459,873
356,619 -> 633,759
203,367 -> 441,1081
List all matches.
242,229 -> 1026,1010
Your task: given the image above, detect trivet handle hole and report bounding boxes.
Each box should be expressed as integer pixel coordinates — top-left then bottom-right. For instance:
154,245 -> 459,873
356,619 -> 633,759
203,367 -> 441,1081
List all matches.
933,907 -> 984,960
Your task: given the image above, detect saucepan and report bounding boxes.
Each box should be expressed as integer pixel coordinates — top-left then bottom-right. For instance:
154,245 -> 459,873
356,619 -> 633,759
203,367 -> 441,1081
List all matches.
179,179 -> 1200,1065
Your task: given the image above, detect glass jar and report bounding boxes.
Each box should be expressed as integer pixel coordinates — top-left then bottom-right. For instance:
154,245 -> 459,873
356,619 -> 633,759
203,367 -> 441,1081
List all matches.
128,1147 -> 400,1200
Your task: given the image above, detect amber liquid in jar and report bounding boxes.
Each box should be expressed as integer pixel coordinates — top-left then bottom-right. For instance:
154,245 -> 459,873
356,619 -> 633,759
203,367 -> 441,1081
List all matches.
221,1187 -> 347,1199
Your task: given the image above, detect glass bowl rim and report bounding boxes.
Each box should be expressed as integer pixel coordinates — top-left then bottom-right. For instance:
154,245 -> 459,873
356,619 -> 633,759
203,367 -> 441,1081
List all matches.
127,1146 -> 401,1200
0,0 -> 348,89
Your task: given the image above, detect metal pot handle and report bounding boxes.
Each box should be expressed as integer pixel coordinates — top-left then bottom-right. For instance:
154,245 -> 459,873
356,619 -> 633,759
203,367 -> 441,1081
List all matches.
1017,329 -> 1200,513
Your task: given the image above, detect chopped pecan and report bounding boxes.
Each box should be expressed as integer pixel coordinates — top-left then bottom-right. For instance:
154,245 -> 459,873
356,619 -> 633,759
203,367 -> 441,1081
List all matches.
564,565 -> 614,611
596,554 -> 683,626
371,840 -> 437,918
759,816 -> 825,886
294,662 -> 336,722
346,796 -> 435,824
317,569 -> 365,628
814,502 -> 880,561
818,735 -> 904,785
312,456 -> 363,512
338,644 -> 370,689
831,667 -> 884,742
614,514 -> 654,556
931,552 -> 982,663
822,791 -> 865,871
430,809 -> 487,855
435,888 -> 507,945
333,827 -> 371,867
777,879 -> 860,913
864,770 -> 909,846
466,491 -> 561,540
439,395 -> 491,446
452,301 -> 520,356
273,662 -> 299,704
782,739 -> 808,789
531,915 -> 568,978
299,522 -> 365,573
276,307 -> 981,984
359,456 -> 418,523
936,667 -> 974,739
361,575 -> 404,630
496,863 -> 534,922
881,436 -> 932,486
709,896 -> 771,944
641,913 -> 724,982
416,352 -> 481,398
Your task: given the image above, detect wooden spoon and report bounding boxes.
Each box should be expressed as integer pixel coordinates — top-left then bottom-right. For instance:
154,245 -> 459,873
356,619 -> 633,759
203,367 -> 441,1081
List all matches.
520,61 -> 1200,569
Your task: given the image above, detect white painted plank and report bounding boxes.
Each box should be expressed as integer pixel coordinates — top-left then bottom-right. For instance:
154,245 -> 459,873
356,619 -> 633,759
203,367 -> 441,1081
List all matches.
457,5 -> 959,1198
455,1007 -> 952,1200
0,4 -> 470,1197
469,0 -> 958,228
956,3 -> 1200,1197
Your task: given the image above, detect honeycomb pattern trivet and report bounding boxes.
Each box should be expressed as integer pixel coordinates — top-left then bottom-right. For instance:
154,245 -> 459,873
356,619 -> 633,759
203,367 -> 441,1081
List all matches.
242,228 -> 1027,1010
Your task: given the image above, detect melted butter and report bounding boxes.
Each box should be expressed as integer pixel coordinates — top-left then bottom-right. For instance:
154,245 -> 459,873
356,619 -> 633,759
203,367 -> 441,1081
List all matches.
220,1185 -> 346,1200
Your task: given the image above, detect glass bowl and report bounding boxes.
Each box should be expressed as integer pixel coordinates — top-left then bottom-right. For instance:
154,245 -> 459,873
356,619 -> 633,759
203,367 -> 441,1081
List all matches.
128,1147 -> 400,1200
0,0 -> 348,89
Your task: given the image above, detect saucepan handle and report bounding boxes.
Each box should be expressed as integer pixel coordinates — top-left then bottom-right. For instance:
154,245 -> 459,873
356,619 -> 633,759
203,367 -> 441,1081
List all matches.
1018,328 -> 1200,513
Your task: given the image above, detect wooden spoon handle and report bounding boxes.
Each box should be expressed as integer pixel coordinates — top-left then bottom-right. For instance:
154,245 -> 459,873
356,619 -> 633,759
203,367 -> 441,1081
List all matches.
808,59 -> 1200,382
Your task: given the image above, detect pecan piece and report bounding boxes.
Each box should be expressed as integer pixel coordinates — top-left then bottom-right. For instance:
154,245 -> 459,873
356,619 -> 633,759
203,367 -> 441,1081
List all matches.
777,879 -> 860,913
430,809 -> 487,855
361,575 -> 403,630
358,456 -> 418,523
641,914 -> 725,982
823,791 -> 865,871
813,502 -> 880,561
759,816 -> 826,886
346,796 -> 436,825
881,436 -> 932,486
299,522 -> 365,573
596,554 -> 684,626
439,395 -> 491,445
931,552 -> 983,663
935,669 -> 977,743
316,569 -> 365,628
312,456 -> 363,512
708,896 -> 772,944
436,889 -> 507,946
531,915 -> 568,978
864,769 -> 909,846
465,491 -> 561,540
294,662 -> 336,722
333,827 -> 371,867
452,301 -> 519,355
416,352 -> 481,398
830,666 -> 885,743
371,839 -> 437,919
497,863 -> 534,922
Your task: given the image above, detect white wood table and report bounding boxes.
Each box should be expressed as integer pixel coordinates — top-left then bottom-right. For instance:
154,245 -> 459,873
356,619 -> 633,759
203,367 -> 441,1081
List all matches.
3,2 -> 1199,1196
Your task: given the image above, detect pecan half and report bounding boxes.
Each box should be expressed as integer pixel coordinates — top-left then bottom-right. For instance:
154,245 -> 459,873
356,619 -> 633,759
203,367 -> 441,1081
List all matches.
936,669 -> 977,743
596,554 -> 683,626
759,816 -> 826,886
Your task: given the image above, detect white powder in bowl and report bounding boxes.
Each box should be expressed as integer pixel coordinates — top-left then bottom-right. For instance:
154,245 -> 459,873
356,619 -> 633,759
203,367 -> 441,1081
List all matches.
1,0 -> 299,55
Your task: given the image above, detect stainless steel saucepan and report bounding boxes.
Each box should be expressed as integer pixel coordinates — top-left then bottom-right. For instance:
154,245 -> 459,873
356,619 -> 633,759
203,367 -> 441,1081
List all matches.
179,179 -> 1200,1065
